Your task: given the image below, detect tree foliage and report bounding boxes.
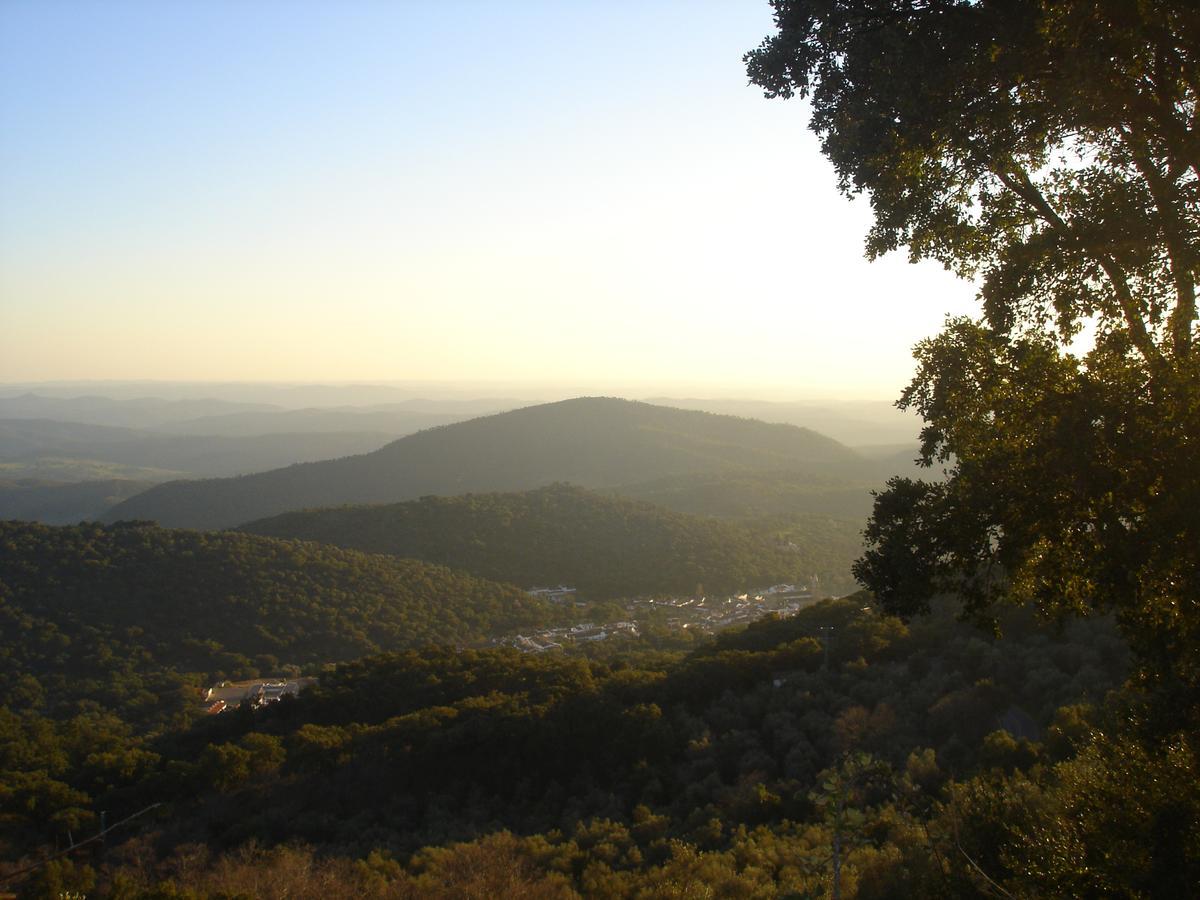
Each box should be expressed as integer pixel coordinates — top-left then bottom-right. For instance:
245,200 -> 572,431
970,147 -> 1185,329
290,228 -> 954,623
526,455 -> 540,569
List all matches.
747,0 -> 1198,358
747,0 -> 1199,696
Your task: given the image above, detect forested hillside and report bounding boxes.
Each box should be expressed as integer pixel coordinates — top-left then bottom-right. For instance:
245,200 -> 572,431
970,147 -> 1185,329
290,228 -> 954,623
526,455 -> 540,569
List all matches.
616,469 -> 881,520
3,598 -> 1151,897
103,398 -> 877,529
0,521 -> 553,726
241,484 -> 846,599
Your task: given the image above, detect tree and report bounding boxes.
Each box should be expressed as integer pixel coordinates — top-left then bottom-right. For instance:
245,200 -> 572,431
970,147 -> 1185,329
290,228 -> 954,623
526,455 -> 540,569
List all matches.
746,1 -> 1199,702
807,753 -> 895,900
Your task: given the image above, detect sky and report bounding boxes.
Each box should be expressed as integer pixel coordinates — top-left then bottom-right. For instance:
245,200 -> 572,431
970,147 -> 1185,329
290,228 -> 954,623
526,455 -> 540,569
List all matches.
0,0 -> 979,401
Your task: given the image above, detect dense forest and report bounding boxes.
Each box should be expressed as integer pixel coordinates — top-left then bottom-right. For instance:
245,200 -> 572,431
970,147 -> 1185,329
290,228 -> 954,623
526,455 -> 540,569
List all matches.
240,484 -> 854,600
0,520 -> 555,728
4,596 -> 1162,897
103,399 -> 881,530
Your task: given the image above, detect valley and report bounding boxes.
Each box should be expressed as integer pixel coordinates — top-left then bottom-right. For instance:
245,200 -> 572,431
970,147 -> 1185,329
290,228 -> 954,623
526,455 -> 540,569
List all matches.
0,385 -> 1182,897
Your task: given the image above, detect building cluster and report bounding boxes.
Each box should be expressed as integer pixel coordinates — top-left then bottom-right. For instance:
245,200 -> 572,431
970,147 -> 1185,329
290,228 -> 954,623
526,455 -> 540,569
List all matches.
630,583 -> 816,631
504,583 -> 820,653
526,585 -> 583,605
202,677 -> 316,714
507,619 -> 640,653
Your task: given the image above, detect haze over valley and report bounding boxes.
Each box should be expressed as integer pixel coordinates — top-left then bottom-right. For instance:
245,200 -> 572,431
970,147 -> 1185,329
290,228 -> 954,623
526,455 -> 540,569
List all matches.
0,384 -> 923,543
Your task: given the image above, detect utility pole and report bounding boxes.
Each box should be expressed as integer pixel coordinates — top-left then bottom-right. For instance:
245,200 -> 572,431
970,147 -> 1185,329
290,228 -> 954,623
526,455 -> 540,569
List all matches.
832,791 -> 843,900
818,625 -> 834,668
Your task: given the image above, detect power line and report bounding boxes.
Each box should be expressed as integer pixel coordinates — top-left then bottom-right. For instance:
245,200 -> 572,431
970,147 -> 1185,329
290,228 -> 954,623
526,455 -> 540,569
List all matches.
0,803 -> 162,887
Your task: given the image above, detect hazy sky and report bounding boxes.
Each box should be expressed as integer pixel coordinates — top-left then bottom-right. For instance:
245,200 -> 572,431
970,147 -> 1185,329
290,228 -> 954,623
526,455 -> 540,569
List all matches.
0,0 -> 978,400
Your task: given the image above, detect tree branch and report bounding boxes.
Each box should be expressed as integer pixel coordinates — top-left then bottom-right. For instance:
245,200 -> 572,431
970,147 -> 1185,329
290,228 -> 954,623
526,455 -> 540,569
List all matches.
992,165 -> 1164,364
1119,125 -> 1198,357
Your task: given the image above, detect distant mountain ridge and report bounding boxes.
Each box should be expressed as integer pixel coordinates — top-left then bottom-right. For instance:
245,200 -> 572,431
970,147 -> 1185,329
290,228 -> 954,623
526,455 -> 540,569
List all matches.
0,392 -> 275,429
104,398 -> 869,529
0,477 -> 155,524
645,396 -> 922,447
0,417 -> 396,479
0,392 -> 512,436
149,407 -> 480,437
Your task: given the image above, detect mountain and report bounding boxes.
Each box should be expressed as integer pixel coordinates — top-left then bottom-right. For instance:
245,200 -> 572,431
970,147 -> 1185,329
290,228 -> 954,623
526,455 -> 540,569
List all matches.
0,520 -> 553,723
103,398 -> 869,529
240,484 -> 825,599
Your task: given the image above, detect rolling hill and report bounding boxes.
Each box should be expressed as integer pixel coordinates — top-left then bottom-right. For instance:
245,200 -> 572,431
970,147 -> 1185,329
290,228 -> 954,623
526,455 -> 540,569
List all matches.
103,398 -> 875,529
0,520 -> 554,723
240,483 -> 826,599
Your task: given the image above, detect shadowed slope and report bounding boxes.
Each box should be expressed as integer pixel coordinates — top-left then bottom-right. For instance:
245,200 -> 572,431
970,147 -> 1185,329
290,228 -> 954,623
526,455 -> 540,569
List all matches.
241,483 -> 814,599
